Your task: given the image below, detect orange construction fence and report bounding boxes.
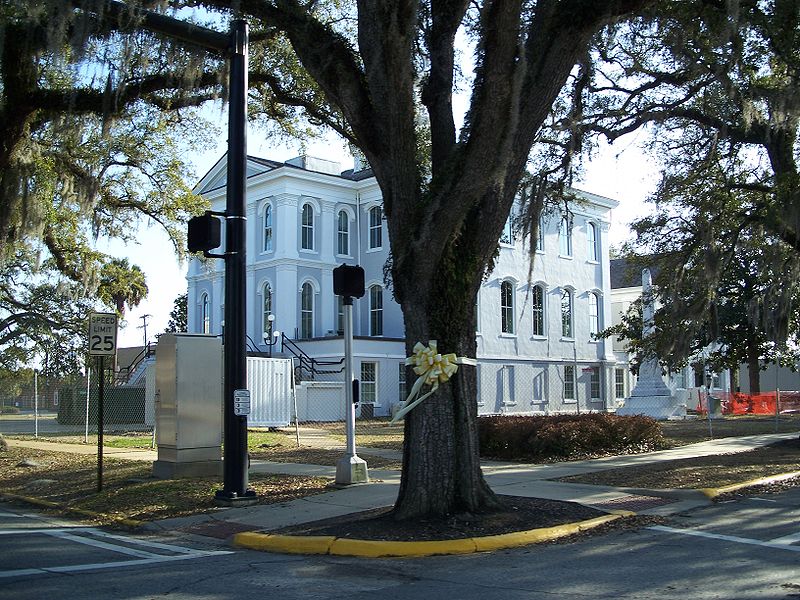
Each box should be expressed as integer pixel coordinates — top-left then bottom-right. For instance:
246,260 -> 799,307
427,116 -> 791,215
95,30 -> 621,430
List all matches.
695,391 -> 800,415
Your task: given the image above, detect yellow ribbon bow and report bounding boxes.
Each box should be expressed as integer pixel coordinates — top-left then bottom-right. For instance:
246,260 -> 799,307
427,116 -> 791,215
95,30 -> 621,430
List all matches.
390,340 -> 474,423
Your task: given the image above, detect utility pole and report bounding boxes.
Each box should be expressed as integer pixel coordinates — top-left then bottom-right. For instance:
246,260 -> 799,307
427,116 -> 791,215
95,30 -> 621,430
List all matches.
138,314 -> 151,347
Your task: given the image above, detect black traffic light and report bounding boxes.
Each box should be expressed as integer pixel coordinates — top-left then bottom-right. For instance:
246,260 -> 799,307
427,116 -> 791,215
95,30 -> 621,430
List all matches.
188,212 -> 221,253
333,264 -> 365,298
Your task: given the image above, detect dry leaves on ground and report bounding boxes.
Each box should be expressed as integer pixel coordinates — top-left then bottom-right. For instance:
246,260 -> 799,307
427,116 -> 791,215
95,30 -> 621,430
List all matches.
557,438 -> 800,490
0,446 -> 330,524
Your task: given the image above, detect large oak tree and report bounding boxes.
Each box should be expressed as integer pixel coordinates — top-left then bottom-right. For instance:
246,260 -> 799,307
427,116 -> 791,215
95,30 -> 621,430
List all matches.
5,0 -> 659,517
223,0 -> 655,518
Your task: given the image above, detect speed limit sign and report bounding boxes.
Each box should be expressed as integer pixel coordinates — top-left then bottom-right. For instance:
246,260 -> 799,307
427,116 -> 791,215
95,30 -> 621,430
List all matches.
88,312 -> 118,356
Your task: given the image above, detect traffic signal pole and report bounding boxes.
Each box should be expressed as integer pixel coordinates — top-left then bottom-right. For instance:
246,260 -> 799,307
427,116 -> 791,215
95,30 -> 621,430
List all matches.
96,3 -> 254,504
216,19 -> 255,504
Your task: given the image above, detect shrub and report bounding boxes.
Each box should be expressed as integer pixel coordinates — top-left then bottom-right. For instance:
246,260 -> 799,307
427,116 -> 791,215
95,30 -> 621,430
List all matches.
478,413 -> 666,461
0,405 -> 20,415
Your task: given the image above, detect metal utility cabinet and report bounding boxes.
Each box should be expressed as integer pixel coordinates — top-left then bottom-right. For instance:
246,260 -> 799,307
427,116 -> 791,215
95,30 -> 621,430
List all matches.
152,333 -> 223,478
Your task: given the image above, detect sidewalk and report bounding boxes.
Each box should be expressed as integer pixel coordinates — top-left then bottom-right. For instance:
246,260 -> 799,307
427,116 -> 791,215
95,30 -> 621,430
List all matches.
147,432 -> 797,534
5,438 -> 158,462
6,432 -> 799,551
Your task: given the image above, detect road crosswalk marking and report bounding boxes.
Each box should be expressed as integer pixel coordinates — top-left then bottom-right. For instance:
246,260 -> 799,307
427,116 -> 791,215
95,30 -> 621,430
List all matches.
649,525 -> 800,552
0,527 -> 232,579
766,531 -> 800,546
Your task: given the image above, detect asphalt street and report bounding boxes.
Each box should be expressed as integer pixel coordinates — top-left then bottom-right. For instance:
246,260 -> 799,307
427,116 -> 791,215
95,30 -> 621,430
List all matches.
2,487 -> 799,600
0,413 -> 73,436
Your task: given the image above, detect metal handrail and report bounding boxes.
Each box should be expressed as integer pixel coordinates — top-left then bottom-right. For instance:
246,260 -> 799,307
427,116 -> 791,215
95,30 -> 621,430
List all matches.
114,341 -> 155,385
279,334 -> 344,379
245,334 -> 261,353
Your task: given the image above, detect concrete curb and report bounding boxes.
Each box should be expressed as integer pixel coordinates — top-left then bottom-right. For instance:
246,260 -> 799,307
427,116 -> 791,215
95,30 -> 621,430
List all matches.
233,512 -> 629,558
699,470 -> 800,499
0,491 -> 144,528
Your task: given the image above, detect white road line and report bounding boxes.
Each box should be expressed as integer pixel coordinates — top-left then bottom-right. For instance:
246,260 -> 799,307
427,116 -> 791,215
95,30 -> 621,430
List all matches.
48,530 -> 161,559
83,528 -> 201,554
0,527 -> 95,536
0,550 -> 233,579
5,527 -> 210,555
649,525 -> 800,552
0,569 -> 42,578
766,531 -> 800,546
0,526 -> 234,579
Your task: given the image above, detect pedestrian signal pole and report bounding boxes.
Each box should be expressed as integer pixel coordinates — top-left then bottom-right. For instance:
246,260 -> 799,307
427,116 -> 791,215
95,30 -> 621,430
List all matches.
333,265 -> 369,485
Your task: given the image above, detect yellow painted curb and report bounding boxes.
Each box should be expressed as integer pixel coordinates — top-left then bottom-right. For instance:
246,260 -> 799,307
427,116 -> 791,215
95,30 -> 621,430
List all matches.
700,470 -> 800,499
1,492 -> 58,509
234,532 -> 336,554
330,536 -> 477,558
0,491 -> 144,528
472,514 -> 622,552
234,513 -> 626,558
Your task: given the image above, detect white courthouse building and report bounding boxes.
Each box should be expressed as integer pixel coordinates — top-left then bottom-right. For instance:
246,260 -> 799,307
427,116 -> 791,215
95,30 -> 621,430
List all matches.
186,153 -> 628,419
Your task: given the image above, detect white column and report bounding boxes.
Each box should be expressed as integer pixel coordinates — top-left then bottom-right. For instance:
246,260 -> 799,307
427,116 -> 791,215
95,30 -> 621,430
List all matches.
320,200 -> 336,264
276,264 -> 298,338
246,202 -> 258,260
246,267 -> 255,344
186,277 -> 197,333
599,221 -> 615,361
212,274 -> 224,335
321,267 -> 335,335
275,194 -> 299,260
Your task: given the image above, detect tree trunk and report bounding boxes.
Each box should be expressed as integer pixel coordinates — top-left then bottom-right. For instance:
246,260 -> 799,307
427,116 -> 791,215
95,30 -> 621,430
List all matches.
746,335 -> 761,395
392,222 -> 503,519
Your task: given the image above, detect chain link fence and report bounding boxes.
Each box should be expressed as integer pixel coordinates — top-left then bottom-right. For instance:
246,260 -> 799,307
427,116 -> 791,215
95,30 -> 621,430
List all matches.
0,373 -> 151,442
8,350 -> 795,454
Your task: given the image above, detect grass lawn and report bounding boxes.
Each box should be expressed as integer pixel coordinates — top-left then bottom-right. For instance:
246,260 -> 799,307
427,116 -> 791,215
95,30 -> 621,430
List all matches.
558,438 -> 800,490
247,426 -> 402,469
11,433 -> 156,449
659,414 -> 800,446
0,445 -> 330,526
3,413 -> 799,527
313,418 -> 405,451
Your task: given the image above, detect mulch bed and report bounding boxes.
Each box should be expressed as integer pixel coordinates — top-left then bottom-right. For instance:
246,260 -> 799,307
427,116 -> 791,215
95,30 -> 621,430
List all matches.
274,496 -> 607,541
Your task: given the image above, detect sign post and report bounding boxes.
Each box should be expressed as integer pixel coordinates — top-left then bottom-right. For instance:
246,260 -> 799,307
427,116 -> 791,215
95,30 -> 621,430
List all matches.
88,312 -> 118,492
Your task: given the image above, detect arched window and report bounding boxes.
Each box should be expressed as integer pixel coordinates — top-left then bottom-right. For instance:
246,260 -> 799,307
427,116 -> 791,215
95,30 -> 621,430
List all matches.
201,293 -> 210,334
370,285 -> 383,336
301,204 -> 314,250
500,217 -> 513,245
559,217 -> 572,257
587,222 -> 598,261
589,291 -> 600,336
337,210 -> 349,255
501,281 -> 514,334
532,285 -> 545,336
300,282 -> 313,338
369,206 -> 383,249
263,204 -> 273,252
262,282 -> 273,340
536,216 -> 544,251
561,289 -> 573,338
